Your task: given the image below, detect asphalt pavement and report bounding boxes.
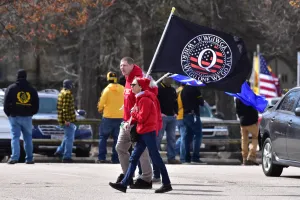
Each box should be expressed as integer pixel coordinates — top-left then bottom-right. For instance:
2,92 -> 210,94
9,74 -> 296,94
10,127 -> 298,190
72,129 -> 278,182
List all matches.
0,163 -> 300,200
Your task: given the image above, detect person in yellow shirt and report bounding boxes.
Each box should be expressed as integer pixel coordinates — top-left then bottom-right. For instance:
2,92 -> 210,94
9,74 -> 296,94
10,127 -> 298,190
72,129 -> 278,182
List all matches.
175,84 -> 187,163
97,72 -> 124,163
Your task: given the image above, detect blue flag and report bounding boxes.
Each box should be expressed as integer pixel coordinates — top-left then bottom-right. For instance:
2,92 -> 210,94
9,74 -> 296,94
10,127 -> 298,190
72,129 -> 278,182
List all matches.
169,74 -> 268,113
225,82 -> 268,113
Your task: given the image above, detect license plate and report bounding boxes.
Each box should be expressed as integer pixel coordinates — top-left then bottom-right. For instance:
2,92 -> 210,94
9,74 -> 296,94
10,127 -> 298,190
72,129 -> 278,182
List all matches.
51,135 -> 64,140
200,143 -> 205,148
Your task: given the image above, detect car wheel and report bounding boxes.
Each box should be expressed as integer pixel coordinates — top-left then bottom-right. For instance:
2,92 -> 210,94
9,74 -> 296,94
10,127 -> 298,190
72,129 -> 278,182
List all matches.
75,148 -> 90,157
262,138 -> 283,177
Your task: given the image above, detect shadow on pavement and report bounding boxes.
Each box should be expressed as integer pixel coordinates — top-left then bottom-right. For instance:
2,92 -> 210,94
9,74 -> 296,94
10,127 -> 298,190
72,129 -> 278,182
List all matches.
174,188 -> 223,193
172,183 -> 221,187
165,193 -> 227,196
280,176 -> 300,179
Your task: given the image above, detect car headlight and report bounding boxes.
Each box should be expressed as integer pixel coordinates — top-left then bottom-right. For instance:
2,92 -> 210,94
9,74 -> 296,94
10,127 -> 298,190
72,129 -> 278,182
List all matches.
214,126 -> 229,136
78,125 -> 92,130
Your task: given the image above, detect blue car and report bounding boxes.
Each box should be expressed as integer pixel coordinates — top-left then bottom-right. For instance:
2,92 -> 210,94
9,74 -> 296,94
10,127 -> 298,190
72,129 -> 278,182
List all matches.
32,89 -> 92,157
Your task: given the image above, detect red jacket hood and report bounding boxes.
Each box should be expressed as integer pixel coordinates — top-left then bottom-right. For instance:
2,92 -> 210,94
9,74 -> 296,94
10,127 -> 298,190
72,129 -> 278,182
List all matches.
126,65 -> 143,83
136,90 -> 156,102
136,90 -> 162,134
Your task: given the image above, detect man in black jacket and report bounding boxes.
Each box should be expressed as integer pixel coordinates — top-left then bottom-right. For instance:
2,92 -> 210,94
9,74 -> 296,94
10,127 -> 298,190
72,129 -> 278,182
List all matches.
235,98 -> 259,165
156,78 -> 180,164
4,69 -> 39,164
181,85 -> 204,163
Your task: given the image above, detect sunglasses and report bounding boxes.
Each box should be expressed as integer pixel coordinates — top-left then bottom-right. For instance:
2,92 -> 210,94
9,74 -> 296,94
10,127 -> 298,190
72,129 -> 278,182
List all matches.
130,83 -> 137,87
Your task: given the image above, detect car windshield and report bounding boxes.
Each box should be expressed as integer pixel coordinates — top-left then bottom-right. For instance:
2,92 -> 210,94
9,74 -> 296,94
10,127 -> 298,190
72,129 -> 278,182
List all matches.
200,104 -> 213,118
38,97 -> 57,114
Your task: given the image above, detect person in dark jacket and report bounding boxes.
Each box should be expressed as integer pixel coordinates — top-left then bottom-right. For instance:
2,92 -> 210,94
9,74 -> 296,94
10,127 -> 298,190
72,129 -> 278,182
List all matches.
54,79 -> 77,163
235,98 -> 259,165
156,77 -> 180,164
4,69 -> 39,164
181,85 -> 204,163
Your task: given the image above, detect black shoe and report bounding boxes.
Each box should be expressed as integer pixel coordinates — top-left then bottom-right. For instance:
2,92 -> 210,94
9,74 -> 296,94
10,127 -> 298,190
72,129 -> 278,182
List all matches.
62,158 -> 73,163
109,182 -> 127,193
54,152 -> 63,158
26,161 -> 35,164
247,160 -> 259,166
7,159 -> 18,164
116,173 -> 124,183
155,184 -> 173,193
130,178 -> 152,189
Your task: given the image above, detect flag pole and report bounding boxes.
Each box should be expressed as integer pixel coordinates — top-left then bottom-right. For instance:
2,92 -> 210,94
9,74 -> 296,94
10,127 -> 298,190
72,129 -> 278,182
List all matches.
257,44 -> 260,95
146,7 -> 176,77
155,73 -> 171,84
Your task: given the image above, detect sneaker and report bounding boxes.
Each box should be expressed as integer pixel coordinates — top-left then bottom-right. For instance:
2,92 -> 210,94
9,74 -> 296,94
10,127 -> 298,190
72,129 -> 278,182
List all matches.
130,178 -> 152,189
7,159 -> 18,164
96,160 -> 111,164
247,159 -> 259,166
26,161 -> 35,164
133,174 -> 142,181
116,173 -> 124,183
152,177 -> 161,183
155,184 -> 173,193
62,158 -> 73,163
109,182 -> 127,193
54,152 -> 63,158
167,159 -> 181,164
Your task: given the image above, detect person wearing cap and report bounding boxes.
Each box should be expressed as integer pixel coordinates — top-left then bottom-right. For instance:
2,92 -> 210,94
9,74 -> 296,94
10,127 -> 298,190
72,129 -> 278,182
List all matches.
109,77 -> 172,194
4,69 -> 39,164
97,72 -> 124,163
54,79 -> 77,163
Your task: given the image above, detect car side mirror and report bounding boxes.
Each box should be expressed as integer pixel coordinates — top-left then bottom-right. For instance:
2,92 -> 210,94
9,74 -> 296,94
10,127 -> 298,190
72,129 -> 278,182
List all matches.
295,108 -> 300,116
77,110 -> 86,116
214,112 -> 225,120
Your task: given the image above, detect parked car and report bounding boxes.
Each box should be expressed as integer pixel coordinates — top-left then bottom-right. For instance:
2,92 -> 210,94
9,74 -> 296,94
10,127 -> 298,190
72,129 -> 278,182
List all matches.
33,89 -> 93,157
260,87 -> 300,177
0,88 -> 93,161
0,89 -> 25,162
172,102 -> 229,152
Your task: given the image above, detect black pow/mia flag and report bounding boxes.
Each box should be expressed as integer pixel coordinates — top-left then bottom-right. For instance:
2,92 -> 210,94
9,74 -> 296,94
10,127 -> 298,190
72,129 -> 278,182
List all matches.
151,15 -> 252,93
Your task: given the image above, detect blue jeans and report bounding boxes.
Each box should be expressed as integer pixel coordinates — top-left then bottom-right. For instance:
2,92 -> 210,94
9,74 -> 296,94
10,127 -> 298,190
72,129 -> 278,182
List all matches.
121,131 -> 171,186
156,116 -> 177,160
176,120 -> 186,162
98,118 -> 122,163
56,123 -> 76,159
8,116 -> 33,162
183,114 -> 202,162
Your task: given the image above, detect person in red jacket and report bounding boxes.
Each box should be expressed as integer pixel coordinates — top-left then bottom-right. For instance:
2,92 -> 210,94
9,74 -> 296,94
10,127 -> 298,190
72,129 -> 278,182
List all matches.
109,77 -> 172,194
115,57 -> 153,189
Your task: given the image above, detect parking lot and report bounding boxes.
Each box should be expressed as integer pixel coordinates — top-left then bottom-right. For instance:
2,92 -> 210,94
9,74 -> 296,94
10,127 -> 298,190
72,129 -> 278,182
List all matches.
1,163 -> 300,200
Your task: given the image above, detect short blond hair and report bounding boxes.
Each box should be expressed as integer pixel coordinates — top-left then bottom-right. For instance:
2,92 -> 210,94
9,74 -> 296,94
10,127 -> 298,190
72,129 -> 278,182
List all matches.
121,57 -> 134,65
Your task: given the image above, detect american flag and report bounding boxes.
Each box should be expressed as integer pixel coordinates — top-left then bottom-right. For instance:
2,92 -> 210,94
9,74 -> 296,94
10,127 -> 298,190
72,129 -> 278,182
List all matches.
259,54 -> 279,98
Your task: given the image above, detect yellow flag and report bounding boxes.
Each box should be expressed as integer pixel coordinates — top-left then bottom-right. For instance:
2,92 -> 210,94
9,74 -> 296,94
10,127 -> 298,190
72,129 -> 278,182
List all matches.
253,55 -> 259,94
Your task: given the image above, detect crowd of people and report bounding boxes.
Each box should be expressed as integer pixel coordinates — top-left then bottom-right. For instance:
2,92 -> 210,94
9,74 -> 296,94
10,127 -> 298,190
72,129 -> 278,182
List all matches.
2,57 -> 260,194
